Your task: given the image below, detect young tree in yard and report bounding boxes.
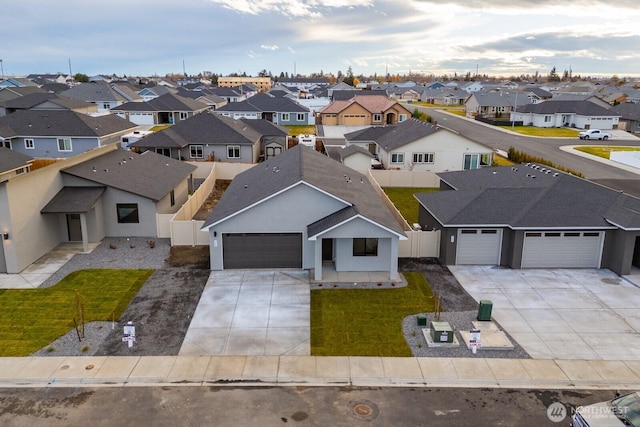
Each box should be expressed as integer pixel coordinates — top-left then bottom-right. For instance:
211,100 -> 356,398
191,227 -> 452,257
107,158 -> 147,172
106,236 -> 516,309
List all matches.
74,73 -> 89,83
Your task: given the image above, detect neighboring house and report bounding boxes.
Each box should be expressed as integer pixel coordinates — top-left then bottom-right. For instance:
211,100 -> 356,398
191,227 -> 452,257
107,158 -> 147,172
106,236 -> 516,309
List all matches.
176,87 -> 227,110
610,103 -> 640,133
215,92 -> 311,125
345,119 -> 493,171
465,92 -> 529,118
138,85 -> 173,101
201,144 -> 407,281
0,147 -> 32,183
129,111 -> 287,162
217,76 -> 272,91
419,88 -> 468,105
525,87 -> 553,104
317,95 -> 412,126
0,93 -> 97,116
0,86 -> 48,103
325,144 -> 374,172
61,82 -> 128,113
209,86 -> 247,103
461,82 -> 485,93
0,145 -> 195,273
26,74 -> 73,85
415,166 -> 640,276
331,90 -> 388,101
511,100 -> 620,129
111,93 -> 209,125
0,78 -> 37,88
0,110 -> 137,158
276,77 -> 331,90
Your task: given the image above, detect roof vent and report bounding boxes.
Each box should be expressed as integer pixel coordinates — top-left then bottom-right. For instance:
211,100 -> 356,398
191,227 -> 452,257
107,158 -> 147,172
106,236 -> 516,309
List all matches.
104,168 -> 109,172
92,166 -> 96,172
553,173 -> 559,177
244,184 -> 248,188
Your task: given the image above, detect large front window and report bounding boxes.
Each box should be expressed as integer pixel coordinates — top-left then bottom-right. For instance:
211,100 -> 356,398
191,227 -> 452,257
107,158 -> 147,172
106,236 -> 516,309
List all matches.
189,145 -> 203,159
227,145 -> 240,159
116,203 -> 139,223
373,114 -> 382,122
57,138 -> 72,152
353,238 -> 378,256
413,152 -> 434,163
281,113 -> 290,121
391,153 -> 404,164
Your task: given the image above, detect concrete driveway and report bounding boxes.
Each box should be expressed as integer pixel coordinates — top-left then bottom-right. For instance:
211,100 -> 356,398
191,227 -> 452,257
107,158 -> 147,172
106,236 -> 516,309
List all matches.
449,266 -> 640,360
179,270 -> 310,356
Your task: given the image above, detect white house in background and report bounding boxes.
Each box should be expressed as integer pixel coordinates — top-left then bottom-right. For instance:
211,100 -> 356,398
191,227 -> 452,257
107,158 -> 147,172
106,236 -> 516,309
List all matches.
511,100 -> 620,129
344,119 -> 493,171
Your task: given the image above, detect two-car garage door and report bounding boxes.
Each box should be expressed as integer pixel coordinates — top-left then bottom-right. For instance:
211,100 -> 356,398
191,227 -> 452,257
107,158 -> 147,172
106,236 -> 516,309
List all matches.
521,231 -> 603,268
222,233 -> 302,269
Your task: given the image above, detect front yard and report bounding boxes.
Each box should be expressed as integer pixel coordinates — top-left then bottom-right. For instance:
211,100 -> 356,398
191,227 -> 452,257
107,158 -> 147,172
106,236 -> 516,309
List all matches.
0,269 -> 153,356
498,126 -> 580,138
575,145 -> 640,159
383,187 -> 438,225
310,272 -> 436,356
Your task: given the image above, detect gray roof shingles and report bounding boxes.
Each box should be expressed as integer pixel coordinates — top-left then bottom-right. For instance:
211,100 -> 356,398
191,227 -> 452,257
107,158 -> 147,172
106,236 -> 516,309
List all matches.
41,186 -> 106,213
202,144 -> 405,236
62,149 -> 196,201
0,147 -> 33,174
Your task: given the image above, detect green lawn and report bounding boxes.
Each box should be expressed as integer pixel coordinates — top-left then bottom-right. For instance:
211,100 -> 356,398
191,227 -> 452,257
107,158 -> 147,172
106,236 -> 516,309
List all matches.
498,126 -> 580,138
0,269 -> 153,356
284,125 -> 316,136
493,155 -> 515,166
311,272 -> 436,356
575,145 -> 640,159
383,187 -> 438,225
149,125 -> 171,132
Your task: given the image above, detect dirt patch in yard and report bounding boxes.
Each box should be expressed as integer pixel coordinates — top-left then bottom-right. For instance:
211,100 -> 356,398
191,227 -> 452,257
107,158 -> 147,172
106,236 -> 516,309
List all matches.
167,245 -> 210,269
192,179 -> 231,220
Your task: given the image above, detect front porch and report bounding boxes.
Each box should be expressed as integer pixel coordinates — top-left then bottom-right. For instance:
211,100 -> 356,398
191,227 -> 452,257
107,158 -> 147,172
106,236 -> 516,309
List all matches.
309,263 -> 405,286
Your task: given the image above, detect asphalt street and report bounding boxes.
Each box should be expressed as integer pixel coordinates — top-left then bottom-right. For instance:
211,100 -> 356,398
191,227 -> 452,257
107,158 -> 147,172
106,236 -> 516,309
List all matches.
417,106 -> 640,197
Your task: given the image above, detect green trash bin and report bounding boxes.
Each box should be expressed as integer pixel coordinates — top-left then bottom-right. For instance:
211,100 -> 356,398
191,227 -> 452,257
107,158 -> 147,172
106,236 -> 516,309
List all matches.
477,300 -> 493,321
417,315 -> 427,326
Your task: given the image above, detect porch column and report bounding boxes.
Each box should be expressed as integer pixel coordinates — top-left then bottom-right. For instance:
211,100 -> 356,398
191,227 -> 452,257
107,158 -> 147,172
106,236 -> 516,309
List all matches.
79,213 -> 89,253
389,237 -> 399,280
314,238 -> 323,281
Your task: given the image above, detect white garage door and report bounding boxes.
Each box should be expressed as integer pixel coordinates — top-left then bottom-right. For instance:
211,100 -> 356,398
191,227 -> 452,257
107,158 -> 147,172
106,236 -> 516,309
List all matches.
456,229 -> 502,265
129,112 -> 155,125
522,231 -> 603,268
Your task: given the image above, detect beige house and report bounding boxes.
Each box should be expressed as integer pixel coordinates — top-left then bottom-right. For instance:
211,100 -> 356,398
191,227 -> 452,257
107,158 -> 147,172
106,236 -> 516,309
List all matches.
217,76 -> 272,91
317,95 -> 412,126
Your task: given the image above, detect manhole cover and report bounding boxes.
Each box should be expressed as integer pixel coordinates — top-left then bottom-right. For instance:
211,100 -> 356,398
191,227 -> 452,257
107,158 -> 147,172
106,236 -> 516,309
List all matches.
347,400 -> 379,421
60,365 -> 69,370
85,364 -> 94,370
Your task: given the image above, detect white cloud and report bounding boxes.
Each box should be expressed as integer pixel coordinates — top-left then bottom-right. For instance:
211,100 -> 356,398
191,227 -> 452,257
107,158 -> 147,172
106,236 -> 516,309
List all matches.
288,47 -> 297,54
207,0 -> 371,17
261,44 -> 279,51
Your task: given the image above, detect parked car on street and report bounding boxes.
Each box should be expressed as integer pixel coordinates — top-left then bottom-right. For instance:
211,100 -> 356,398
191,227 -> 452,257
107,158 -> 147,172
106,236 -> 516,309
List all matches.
579,129 -> 612,140
571,391 -> 640,427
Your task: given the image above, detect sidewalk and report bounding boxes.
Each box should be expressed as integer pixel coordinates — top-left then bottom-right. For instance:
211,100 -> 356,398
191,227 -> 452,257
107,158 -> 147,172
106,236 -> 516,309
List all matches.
2,355 -> 640,390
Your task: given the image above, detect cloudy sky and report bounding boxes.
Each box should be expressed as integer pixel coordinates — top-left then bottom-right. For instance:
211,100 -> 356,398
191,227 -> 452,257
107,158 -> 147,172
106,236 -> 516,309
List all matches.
2,0 -> 639,79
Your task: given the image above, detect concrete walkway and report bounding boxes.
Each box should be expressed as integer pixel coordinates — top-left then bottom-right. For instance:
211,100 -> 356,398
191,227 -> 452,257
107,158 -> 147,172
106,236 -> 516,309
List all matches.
3,355 -> 640,391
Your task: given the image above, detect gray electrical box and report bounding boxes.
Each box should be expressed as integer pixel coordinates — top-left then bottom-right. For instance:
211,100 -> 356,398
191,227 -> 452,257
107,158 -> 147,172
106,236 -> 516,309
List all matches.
430,321 -> 454,343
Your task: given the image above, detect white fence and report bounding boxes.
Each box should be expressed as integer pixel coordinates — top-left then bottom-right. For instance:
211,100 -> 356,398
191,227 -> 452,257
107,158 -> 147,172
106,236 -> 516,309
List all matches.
369,170 -> 440,188
399,230 -> 441,258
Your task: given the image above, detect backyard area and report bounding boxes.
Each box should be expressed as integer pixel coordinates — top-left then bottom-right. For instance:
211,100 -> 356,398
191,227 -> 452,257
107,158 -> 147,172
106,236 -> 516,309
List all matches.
383,187 -> 438,225
0,269 -> 153,356
310,272 -> 436,356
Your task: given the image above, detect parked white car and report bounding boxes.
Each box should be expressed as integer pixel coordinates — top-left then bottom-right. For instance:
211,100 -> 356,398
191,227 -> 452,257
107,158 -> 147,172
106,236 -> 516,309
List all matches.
579,129 -> 612,140
571,391 -> 640,426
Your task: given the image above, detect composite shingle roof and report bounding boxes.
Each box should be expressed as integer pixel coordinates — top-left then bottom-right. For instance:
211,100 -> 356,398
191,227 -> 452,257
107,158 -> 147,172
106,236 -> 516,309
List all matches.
111,93 -> 208,113
202,144 -> 406,236
62,149 -> 196,201
516,100 -> 619,115
0,147 -> 33,174
41,186 -> 106,213
216,92 -> 309,113
319,95 -> 398,115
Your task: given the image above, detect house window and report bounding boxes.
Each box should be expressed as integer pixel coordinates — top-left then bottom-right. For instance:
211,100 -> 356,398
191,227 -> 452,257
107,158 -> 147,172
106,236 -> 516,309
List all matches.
25,139 -> 34,149
227,145 -> 240,159
413,153 -> 434,163
281,113 -> 290,121
399,114 -> 407,122
353,238 -> 378,256
102,102 -> 110,110
170,190 -> 175,207
464,153 -> 479,170
297,113 -> 305,121
179,112 -> 189,120
373,114 -> 382,122
480,153 -> 492,166
544,116 -> 552,123
57,138 -> 72,152
189,145 -> 203,159
116,203 -> 139,223
391,153 -> 404,164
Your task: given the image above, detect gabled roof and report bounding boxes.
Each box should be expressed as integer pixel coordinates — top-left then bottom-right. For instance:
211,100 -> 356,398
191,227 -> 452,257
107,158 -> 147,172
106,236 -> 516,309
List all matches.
516,100 -> 619,116
202,144 -> 405,236
0,86 -> 47,100
239,118 -> 289,136
415,166 -> 640,230
216,92 -> 309,114
610,103 -> 640,121
0,92 -> 59,108
111,93 -> 208,112
466,92 -> 527,107
62,149 -> 196,202
130,112 -> 264,149
344,119 -> 441,151
41,187 -> 106,213
344,125 -> 395,142
319,95 -> 398,115
527,87 -> 553,98
331,90 -> 388,101
0,147 -> 33,174
341,144 -> 373,159
0,110 -> 137,138
61,82 -> 126,103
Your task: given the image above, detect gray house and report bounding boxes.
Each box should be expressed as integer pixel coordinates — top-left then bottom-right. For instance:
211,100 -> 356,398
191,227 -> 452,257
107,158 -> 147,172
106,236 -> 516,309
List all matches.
415,166 -> 640,276
0,110 -> 137,157
202,145 -> 407,280
610,103 -> 640,133
111,93 -> 209,126
129,112 -> 288,162
216,92 -> 311,125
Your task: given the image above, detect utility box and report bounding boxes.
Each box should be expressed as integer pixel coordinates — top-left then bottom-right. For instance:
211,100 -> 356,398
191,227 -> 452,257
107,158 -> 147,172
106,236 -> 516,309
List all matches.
477,300 -> 493,321
430,321 -> 454,343
417,315 -> 427,326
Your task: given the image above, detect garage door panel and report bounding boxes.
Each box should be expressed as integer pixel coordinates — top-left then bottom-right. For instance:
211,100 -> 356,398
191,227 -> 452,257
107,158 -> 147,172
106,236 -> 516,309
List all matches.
223,233 -> 302,269
456,229 -> 502,265
522,232 -> 602,268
